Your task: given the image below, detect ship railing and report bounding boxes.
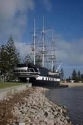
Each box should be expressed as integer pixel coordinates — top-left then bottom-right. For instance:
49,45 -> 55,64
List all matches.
28,68 -> 35,72
48,72 -> 60,75
14,68 -> 40,75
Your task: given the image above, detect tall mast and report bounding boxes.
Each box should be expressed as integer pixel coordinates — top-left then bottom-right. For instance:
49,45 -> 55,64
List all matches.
48,33 -> 56,72
42,15 -> 45,67
33,19 -> 36,65
51,36 -> 54,71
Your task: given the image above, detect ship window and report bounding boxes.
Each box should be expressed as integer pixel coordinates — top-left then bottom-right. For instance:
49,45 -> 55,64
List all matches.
49,78 -> 50,81
31,69 -> 34,72
28,69 -> 30,72
17,64 -> 27,67
42,77 -> 44,80
46,78 -> 48,80
28,68 -> 35,72
28,69 -> 32,72
39,67 -> 48,76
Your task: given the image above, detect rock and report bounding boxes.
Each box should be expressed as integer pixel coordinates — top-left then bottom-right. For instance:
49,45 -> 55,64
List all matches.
46,119 -> 55,125
11,87 -> 72,125
19,123 -> 25,125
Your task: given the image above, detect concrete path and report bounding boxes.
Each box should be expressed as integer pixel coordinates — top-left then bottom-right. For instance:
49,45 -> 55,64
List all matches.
0,83 -> 32,100
60,82 -> 83,87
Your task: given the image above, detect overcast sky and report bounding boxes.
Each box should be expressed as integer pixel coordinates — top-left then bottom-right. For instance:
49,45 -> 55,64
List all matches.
0,0 -> 83,77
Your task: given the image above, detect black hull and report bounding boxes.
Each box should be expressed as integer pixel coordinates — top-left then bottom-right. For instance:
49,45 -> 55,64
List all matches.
31,80 -> 60,88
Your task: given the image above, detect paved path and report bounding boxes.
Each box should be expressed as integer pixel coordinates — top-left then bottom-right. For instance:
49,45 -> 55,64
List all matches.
60,82 -> 83,87
0,83 -> 32,100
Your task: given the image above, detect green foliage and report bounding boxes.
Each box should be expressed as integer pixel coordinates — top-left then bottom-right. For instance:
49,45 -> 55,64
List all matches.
0,82 -> 24,89
0,36 -> 20,81
0,45 -> 9,73
35,54 -> 42,66
24,53 -> 42,66
23,55 -> 33,64
60,68 -> 64,80
72,69 -> 77,81
5,36 -> 20,70
71,69 -> 83,82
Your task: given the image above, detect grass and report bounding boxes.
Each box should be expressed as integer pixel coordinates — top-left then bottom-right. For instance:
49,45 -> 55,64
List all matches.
0,82 -> 25,89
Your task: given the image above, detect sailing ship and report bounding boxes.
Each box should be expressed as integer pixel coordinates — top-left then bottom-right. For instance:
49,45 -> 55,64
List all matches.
14,17 -> 61,87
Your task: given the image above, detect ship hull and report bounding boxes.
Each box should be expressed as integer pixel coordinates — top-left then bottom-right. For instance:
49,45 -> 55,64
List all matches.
32,80 -> 60,87
29,76 -> 60,88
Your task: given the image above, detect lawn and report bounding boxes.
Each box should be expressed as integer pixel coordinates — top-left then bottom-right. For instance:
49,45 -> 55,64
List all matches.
0,82 -> 25,89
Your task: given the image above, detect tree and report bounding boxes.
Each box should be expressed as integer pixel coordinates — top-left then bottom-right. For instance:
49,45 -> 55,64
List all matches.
0,45 -> 8,73
0,36 -> 20,81
81,74 -> 83,82
60,68 -> 64,80
35,54 -> 42,66
23,55 -> 33,64
78,70 -> 81,81
71,69 -> 77,82
24,53 -> 42,66
5,36 -> 20,72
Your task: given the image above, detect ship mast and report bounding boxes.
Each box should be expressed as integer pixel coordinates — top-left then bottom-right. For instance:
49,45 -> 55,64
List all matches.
33,19 -> 36,65
50,35 -> 56,72
47,32 -> 56,72
51,36 -> 54,71
42,15 -> 45,67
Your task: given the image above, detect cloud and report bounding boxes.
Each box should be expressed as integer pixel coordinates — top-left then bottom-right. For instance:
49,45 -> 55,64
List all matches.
15,41 -> 32,58
44,0 -> 52,10
40,0 -> 52,11
0,0 -> 35,43
15,41 -> 31,55
56,38 -> 83,66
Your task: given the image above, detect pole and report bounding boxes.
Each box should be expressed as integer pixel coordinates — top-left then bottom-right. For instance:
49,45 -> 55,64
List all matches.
42,15 -> 45,67
33,19 -> 36,65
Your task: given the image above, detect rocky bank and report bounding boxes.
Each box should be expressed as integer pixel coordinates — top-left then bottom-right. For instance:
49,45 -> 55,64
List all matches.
10,87 -> 72,125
